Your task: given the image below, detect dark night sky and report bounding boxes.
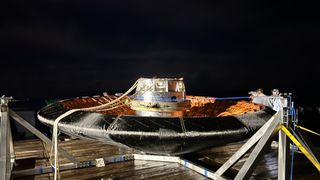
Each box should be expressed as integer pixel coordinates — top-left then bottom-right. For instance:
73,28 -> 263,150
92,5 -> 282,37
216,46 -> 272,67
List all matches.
1,0 -> 319,105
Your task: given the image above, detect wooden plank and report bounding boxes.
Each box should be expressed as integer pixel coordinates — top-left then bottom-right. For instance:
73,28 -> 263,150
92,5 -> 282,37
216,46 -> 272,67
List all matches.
12,138 -> 320,180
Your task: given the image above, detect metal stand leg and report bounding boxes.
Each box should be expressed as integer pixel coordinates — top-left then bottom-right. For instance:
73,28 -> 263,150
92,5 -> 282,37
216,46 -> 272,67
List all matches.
0,97 -> 12,180
278,107 -> 290,180
8,120 -> 15,171
278,127 -> 288,180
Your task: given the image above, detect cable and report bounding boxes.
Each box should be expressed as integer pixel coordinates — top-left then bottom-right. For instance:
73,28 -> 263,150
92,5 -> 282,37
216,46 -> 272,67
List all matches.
215,96 -> 250,100
290,107 -> 297,180
50,78 -> 157,180
295,125 -> 320,137
50,78 -> 142,180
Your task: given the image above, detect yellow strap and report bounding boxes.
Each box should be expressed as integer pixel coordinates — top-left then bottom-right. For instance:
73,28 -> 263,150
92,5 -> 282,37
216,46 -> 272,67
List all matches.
296,125 -> 320,137
280,125 -> 320,172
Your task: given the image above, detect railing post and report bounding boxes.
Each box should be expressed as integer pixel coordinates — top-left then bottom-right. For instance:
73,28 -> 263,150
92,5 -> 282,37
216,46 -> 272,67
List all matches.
278,95 -> 291,180
0,97 -> 12,180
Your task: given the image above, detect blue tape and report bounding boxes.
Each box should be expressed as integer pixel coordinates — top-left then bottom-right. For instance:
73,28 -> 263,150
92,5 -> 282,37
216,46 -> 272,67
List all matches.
215,96 -> 250,100
204,169 -> 208,177
184,161 -> 188,167
38,165 -> 43,174
120,156 -> 124,161
132,95 -> 186,102
290,108 -> 297,180
113,157 -> 116,162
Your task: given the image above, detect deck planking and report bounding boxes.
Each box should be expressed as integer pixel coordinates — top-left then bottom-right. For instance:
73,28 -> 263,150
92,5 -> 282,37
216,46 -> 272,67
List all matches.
12,138 -> 320,179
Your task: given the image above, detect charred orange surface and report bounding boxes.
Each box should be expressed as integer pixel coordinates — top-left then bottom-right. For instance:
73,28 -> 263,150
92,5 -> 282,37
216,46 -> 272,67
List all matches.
217,101 -> 263,117
186,96 -> 215,107
61,96 -> 263,117
185,96 -> 263,117
61,96 -> 135,116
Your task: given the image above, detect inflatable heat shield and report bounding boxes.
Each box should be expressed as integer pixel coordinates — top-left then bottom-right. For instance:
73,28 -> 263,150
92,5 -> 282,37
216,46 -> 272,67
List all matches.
38,78 -> 275,155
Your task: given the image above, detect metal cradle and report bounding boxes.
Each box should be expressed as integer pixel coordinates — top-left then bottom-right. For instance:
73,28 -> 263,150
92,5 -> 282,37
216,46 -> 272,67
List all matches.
1,96 -> 319,180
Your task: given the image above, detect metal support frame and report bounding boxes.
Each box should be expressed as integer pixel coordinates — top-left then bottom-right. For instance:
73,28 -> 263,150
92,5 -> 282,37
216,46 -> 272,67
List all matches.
134,154 -> 217,179
278,108 -> 289,180
8,119 -> 15,172
212,109 -> 288,180
213,99 -> 320,180
9,110 -> 79,164
0,97 -> 13,180
3,95 -> 320,180
235,111 -> 281,180
212,111 -> 282,179
213,112 -> 280,178
0,96 -> 78,180
213,120 -> 320,180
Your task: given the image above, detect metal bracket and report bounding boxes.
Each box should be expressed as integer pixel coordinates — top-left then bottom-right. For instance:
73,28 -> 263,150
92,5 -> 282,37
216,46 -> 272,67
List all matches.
133,154 -> 219,179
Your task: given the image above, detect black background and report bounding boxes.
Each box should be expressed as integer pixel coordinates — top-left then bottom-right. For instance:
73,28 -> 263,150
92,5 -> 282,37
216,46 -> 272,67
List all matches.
1,0 -> 320,144
1,0 -> 319,105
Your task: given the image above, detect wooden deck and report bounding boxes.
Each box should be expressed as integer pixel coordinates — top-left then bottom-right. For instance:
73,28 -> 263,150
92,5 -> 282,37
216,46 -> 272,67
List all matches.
12,138 -> 320,179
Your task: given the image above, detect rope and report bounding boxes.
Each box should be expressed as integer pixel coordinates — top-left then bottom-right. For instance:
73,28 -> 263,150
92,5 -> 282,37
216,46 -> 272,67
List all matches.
50,78 -> 157,180
186,96 -> 249,101
215,96 -> 250,100
50,78 -> 142,180
281,125 -> 320,172
295,125 -> 320,137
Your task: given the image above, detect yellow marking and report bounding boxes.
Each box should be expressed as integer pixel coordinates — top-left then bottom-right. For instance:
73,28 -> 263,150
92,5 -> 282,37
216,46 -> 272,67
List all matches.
280,125 -> 320,172
296,125 -> 320,137
271,111 -> 280,118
